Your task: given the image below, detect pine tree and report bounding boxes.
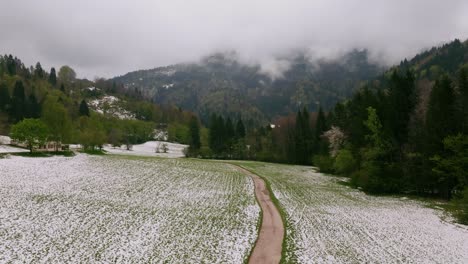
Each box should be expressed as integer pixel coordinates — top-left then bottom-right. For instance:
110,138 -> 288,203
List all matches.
60,83 -> 65,93
49,67 -> 57,86
79,100 -> 90,117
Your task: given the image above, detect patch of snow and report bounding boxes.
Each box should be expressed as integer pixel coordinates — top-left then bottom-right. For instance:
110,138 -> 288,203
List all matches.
84,86 -> 99,91
88,95 -> 135,120
104,141 -> 187,158
162,83 -> 174,89
0,135 -> 11,145
0,144 -> 28,153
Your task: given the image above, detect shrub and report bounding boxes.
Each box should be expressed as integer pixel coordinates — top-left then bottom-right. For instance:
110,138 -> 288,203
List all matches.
312,155 -> 335,174
450,187 -> 468,224
334,149 -> 357,176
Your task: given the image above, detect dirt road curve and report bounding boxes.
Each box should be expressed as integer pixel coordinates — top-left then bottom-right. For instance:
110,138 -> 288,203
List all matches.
234,165 -> 284,264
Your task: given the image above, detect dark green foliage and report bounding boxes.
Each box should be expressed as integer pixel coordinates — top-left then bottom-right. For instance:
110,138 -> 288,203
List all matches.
26,93 -> 41,118
6,55 -> 16,75
450,187 -> 468,224
458,66 -> 468,134
34,62 -> 44,78
48,67 -> 57,86
431,134 -> 468,199
79,100 -> 90,116
0,82 -> 10,111
189,116 -> 201,151
10,81 -> 26,121
384,70 -> 416,146
236,118 -> 246,138
426,75 -> 457,154
312,155 -> 335,173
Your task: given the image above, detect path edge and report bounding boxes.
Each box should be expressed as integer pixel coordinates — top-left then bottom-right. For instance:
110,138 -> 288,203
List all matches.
230,163 -> 288,264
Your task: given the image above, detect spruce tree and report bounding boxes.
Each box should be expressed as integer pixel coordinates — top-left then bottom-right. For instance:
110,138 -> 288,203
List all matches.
49,67 -> 57,86
34,62 -> 44,78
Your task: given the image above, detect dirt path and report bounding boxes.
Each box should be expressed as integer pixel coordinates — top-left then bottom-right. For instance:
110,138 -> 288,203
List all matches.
233,165 -> 284,264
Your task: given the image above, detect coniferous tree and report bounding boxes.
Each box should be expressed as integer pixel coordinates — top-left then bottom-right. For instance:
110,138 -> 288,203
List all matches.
236,118 -> 246,138
6,55 -> 16,75
34,62 -> 44,78
457,66 -> 468,133
426,75 -> 457,154
0,83 -> 10,112
189,116 -> 201,150
314,107 -> 327,154
79,100 -> 90,117
10,80 -> 26,121
60,83 -> 66,93
225,117 -> 235,150
26,93 -> 41,118
385,70 -> 416,146
49,67 -> 57,86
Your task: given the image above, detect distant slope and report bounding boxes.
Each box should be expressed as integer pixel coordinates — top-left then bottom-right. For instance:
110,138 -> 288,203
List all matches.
392,39 -> 468,80
112,50 -> 385,122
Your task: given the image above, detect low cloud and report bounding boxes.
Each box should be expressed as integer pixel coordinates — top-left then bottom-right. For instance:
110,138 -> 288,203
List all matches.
1,0 -> 467,79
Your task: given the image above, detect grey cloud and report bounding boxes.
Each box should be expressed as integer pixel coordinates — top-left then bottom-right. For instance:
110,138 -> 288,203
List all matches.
1,0 -> 467,79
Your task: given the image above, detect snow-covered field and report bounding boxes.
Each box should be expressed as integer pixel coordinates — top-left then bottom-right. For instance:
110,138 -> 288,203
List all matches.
104,141 -> 187,158
0,155 -> 259,263
0,136 -> 28,154
239,162 -> 468,263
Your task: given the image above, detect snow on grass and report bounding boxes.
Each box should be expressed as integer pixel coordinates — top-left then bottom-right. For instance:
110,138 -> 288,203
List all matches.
0,155 -> 259,263
104,141 -> 187,158
239,162 -> 468,263
0,144 -> 28,154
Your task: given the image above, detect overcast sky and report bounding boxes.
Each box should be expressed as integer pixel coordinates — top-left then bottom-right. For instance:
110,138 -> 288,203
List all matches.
1,0 -> 468,79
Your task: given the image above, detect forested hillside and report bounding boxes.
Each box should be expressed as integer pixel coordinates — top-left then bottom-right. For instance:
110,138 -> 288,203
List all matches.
112,50 -> 384,123
0,55 -> 199,149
